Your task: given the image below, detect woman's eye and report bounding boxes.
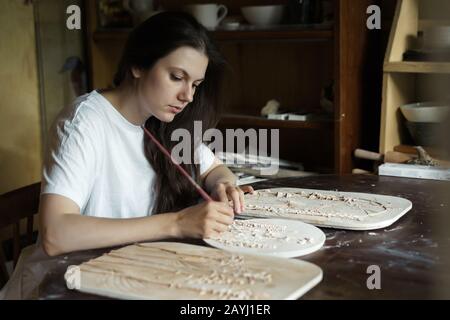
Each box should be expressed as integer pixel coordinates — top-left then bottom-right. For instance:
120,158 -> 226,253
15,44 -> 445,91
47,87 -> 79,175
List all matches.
170,74 -> 182,81
193,81 -> 203,89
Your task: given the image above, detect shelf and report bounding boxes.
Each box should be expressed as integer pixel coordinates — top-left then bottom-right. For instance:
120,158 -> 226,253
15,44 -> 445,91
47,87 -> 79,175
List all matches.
93,26 -> 333,42
384,61 -> 450,74
212,27 -> 333,42
218,114 -> 334,130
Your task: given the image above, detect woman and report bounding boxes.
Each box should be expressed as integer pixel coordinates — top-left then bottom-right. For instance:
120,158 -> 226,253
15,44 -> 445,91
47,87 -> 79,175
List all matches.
1,11 -> 252,299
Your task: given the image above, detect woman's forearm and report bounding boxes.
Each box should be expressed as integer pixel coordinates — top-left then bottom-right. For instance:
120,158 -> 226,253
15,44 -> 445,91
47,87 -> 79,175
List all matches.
40,164 -> 239,257
41,212 -> 179,256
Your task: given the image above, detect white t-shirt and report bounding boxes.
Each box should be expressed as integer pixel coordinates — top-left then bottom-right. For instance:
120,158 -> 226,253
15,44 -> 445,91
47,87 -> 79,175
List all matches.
41,90 -> 216,218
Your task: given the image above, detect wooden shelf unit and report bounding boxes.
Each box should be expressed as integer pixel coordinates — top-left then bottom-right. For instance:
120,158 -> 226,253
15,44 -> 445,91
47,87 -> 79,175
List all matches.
219,114 -> 334,130
213,28 -> 333,42
93,27 -> 334,42
85,0 -> 377,173
380,0 -> 450,155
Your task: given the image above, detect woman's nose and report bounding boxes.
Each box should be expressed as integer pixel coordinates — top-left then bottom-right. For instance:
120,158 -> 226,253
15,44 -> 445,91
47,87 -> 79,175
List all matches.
179,84 -> 194,103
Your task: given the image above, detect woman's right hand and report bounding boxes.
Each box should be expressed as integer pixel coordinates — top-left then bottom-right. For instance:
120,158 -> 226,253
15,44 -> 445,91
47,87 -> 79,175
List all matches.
175,201 -> 234,239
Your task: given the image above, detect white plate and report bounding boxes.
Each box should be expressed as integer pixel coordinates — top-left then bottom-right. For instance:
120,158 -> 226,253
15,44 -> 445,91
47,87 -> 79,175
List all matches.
204,218 -> 326,258
241,188 -> 412,230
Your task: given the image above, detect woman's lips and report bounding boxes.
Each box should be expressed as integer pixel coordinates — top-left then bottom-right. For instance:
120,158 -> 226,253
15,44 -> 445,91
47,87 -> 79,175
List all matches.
169,105 -> 183,114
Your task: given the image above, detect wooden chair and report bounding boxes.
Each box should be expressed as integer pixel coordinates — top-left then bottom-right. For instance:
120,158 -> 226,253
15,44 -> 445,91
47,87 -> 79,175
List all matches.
0,182 -> 41,288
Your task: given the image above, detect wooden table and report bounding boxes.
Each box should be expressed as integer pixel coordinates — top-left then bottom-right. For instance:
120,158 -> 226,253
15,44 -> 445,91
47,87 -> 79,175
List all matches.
35,175 -> 450,299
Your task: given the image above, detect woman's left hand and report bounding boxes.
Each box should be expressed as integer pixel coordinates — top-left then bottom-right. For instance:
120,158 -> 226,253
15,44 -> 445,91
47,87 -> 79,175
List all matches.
210,182 -> 254,214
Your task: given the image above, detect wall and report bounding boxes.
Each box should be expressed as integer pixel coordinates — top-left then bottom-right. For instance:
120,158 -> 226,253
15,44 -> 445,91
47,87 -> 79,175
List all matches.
36,0 -> 85,143
0,1 -> 42,194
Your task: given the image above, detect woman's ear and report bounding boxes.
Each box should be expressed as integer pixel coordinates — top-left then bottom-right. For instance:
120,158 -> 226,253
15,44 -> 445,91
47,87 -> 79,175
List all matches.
131,67 -> 142,79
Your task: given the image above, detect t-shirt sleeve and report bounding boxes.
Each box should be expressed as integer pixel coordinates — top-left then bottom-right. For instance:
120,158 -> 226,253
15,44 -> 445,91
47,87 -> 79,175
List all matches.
196,143 -> 219,175
41,106 -> 102,211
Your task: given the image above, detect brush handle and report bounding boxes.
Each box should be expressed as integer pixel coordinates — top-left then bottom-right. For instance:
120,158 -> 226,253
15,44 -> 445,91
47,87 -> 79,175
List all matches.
142,126 -> 213,202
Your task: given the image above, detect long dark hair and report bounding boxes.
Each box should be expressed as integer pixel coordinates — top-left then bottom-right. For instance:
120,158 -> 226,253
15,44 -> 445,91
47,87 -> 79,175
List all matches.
113,11 -> 226,214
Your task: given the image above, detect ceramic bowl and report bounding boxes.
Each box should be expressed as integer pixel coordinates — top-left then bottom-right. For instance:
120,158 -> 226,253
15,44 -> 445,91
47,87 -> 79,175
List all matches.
241,5 -> 284,26
400,102 -> 450,123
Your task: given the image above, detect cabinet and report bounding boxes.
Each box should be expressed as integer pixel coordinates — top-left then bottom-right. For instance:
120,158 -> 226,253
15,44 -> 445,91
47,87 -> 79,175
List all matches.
85,0 -> 377,173
380,0 -> 450,156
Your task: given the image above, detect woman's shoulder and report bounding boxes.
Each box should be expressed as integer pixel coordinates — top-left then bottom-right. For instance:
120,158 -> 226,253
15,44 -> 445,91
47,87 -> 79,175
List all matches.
54,90 -> 108,131
44,91 -> 111,148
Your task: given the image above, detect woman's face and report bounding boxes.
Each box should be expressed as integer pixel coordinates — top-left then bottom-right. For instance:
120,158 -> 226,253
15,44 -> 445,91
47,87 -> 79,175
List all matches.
133,46 -> 209,123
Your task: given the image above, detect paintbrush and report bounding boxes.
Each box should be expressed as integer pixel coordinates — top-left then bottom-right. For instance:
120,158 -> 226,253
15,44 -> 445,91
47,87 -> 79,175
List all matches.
142,125 -> 213,202
142,126 -> 260,220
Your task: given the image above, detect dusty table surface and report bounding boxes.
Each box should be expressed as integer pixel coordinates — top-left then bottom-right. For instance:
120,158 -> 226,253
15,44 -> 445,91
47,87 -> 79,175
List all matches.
35,174 -> 450,299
